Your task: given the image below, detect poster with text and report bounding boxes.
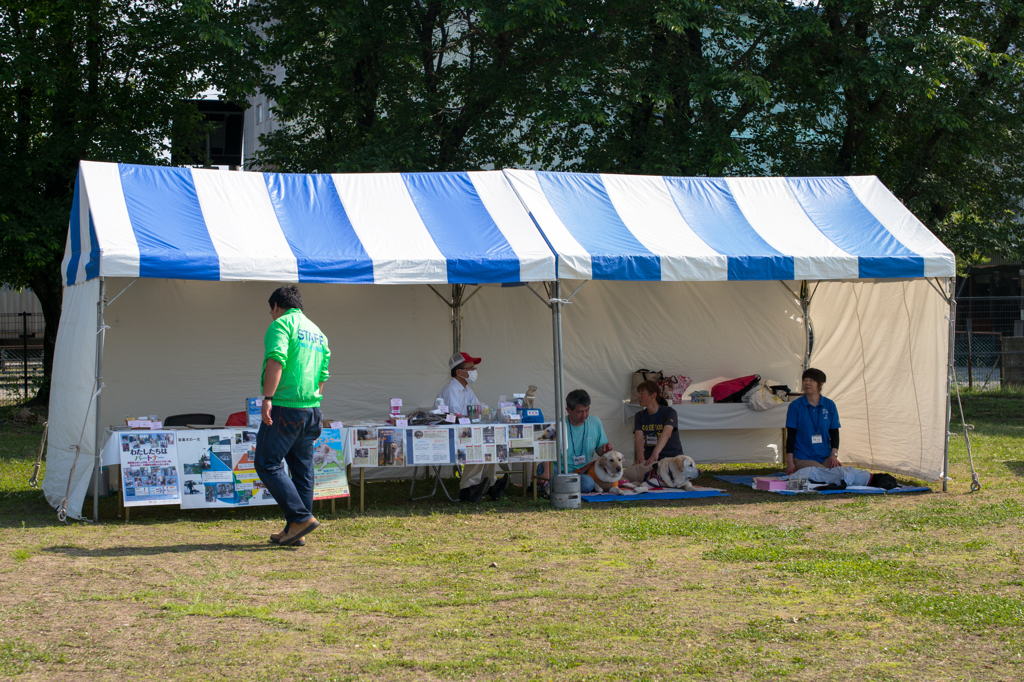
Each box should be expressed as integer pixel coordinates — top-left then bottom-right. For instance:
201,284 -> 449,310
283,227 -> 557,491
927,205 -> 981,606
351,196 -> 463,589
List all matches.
229,428 -> 277,506
411,428 -> 454,465
176,430 -> 232,509
313,429 -> 349,500
351,428 -> 378,467
120,431 -> 181,507
377,428 -> 406,467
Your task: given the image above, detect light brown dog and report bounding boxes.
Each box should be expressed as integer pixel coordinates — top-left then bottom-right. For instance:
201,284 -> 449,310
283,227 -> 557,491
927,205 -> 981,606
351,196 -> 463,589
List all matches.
581,450 -> 636,495
634,455 -> 701,492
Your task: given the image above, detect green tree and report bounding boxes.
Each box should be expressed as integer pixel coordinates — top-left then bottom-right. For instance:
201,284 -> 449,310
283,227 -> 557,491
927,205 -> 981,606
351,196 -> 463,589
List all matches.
0,0 -> 250,403
246,0 -> 589,172
749,0 -> 1024,265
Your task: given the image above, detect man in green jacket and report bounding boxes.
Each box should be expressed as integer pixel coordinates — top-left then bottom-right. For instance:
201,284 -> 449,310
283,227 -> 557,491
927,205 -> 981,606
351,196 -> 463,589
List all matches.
255,285 -> 330,547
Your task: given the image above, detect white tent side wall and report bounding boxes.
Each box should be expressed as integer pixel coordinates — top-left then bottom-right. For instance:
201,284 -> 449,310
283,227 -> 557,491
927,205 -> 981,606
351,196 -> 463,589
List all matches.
465,278 -> 948,478
811,279 -> 948,481
43,279 -> 100,518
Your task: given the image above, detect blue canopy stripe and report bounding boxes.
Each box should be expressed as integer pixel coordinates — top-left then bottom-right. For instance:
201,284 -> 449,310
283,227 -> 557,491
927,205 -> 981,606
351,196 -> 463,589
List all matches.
402,172 -> 521,284
787,178 -> 925,279
534,172 -> 662,281
263,172 -> 374,283
119,164 -> 222,281
662,176 -> 794,281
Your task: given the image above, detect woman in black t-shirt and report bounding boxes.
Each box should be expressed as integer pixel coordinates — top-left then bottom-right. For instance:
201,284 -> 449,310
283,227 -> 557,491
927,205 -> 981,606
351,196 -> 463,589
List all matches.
631,380 -> 685,479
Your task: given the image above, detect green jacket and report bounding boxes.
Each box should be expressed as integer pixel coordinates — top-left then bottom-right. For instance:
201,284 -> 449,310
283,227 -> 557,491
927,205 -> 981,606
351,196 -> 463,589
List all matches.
262,308 -> 330,408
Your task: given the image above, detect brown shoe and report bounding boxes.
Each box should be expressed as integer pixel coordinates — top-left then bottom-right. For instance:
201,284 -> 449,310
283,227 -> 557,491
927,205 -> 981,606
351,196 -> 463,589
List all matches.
270,523 -> 290,543
279,517 -> 319,546
270,524 -> 306,546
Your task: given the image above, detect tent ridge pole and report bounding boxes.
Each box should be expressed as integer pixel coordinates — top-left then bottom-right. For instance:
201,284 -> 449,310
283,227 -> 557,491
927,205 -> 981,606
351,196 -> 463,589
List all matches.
93,277 -> 107,523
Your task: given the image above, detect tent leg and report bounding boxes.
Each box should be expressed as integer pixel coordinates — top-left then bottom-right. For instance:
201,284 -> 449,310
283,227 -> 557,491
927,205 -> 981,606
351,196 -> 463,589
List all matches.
551,281 -> 566,478
93,277 -> 106,523
943,277 -> 956,493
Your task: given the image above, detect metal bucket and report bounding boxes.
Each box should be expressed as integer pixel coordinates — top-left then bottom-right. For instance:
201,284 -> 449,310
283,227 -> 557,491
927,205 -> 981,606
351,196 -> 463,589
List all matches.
552,473 -> 580,494
551,474 -> 580,509
551,492 -> 581,509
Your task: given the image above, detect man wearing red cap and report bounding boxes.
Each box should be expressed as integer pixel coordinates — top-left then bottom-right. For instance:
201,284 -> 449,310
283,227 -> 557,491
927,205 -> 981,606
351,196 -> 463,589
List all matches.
438,352 -> 509,503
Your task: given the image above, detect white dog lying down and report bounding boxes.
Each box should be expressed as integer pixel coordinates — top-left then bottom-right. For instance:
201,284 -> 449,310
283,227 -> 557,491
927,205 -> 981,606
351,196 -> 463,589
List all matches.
634,455 -> 701,492
579,450 -> 637,495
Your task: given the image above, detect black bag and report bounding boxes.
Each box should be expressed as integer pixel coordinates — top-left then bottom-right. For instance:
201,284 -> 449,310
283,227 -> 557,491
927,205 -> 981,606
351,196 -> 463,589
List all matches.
868,473 -> 900,490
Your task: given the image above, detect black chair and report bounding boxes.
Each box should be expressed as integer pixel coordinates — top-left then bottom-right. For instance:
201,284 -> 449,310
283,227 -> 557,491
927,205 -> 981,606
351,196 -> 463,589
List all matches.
163,413 -> 216,427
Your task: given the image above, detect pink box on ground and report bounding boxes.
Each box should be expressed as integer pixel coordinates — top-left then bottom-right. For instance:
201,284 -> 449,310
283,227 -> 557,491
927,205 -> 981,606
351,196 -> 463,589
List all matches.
754,477 -> 788,491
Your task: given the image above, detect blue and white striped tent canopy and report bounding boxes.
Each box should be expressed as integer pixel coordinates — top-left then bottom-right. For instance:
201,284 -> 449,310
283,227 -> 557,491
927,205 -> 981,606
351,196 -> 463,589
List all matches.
505,170 -> 954,281
63,162 -> 556,286
63,162 -> 953,286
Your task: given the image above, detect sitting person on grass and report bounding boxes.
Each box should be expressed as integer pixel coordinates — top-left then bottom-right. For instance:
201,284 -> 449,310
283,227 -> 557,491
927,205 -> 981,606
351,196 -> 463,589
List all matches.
538,388 -> 613,495
784,367 -> 841,474
625,380 -> 684,482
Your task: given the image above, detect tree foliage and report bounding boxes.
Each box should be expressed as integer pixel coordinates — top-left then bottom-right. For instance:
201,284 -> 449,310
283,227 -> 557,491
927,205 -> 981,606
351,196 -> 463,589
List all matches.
250,0 -> 1024,265
0,0 -> 249,402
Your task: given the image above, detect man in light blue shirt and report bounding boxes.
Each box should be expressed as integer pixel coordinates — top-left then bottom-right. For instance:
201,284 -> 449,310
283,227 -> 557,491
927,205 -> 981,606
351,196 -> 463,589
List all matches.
540,388 -> 613,494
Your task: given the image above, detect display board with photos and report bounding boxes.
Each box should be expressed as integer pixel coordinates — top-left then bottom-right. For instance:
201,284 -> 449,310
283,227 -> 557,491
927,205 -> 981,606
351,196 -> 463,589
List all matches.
119,430 -> 182,506
349,423 -> 557,468
118,427 -> 349,509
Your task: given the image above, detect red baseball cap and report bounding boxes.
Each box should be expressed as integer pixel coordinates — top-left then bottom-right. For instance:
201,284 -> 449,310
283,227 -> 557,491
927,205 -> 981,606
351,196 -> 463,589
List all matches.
448,352 -> 482,370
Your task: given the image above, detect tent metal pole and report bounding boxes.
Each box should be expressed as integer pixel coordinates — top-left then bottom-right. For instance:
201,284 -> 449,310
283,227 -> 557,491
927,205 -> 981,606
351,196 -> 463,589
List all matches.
943,276 -> 956,493
554,281 -> 566,475
549,282 -> 565,475
800,280 -> 812,373
451,284 -> 464,354
93,277 -> 107,523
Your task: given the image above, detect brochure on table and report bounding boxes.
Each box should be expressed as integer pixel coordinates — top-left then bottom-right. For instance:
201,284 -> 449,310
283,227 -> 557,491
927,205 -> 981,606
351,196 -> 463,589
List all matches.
349,423 -> 557,467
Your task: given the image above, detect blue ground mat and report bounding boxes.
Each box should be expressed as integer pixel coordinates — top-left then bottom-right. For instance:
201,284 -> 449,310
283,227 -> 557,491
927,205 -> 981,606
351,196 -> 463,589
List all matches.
713,473 -> 930,495
581,489 -> 728,502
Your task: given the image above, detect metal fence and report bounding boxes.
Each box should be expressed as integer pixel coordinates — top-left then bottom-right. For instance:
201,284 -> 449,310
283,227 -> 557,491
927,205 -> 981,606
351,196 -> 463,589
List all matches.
0,312 -> 45,406
953,296 -> 1024,389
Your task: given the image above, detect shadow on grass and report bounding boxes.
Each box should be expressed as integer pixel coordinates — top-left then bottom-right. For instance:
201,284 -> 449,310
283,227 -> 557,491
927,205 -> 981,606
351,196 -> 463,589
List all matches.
40,542 -> 291,557
3,467 -> 934,529
1001,461 -> 1024,477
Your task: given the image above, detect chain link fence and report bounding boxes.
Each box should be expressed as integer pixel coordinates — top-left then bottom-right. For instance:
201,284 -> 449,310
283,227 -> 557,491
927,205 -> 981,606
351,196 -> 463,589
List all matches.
0,313 -> 45,406
954,296 -> 1024,390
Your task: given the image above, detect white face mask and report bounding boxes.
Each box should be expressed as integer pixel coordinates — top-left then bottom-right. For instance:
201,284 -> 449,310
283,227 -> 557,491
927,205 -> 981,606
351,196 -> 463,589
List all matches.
464,370 -> 478,384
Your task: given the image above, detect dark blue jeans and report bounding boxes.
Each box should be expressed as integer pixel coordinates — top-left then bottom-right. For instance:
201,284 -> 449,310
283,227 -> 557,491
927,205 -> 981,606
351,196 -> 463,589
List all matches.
255,406 -> 322,524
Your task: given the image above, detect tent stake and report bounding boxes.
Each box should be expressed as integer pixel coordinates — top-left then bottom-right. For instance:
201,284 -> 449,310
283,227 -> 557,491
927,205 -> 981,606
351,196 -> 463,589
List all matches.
93,277 -> 106,523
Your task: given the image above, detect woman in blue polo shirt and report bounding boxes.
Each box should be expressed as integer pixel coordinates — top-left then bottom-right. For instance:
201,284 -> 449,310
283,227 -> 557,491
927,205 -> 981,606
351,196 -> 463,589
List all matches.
784,368 -> 841,474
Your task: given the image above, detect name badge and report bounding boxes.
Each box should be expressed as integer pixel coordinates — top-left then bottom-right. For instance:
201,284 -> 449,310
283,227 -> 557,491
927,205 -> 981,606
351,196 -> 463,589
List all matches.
811,434 -> 823,444
646,435 -> 657,446
573,454 -> 586,467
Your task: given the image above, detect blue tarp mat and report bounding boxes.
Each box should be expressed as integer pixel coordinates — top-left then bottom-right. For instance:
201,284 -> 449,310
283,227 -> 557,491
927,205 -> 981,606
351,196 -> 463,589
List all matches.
714,473 -> 930,495
581,490 -> 728,502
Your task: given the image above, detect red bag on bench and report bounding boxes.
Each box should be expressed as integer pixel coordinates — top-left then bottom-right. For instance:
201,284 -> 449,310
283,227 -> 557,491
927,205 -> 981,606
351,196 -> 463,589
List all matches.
711,375 -> 760,403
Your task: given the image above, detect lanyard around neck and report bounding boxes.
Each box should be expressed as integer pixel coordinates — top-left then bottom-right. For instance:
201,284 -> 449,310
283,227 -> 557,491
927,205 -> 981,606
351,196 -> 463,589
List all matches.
569,419 -> 588,458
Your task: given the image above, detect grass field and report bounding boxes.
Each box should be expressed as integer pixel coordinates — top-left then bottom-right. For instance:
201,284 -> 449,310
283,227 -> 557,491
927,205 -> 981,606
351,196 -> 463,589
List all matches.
0,393 -> 1022,681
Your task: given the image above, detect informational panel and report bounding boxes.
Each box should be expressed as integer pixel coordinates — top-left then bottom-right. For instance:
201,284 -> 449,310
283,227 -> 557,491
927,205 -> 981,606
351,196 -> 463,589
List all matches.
173,428 -> 277,508
313,428 -> 349,500
119,431 -> 181,507
349,423 -> 557,467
